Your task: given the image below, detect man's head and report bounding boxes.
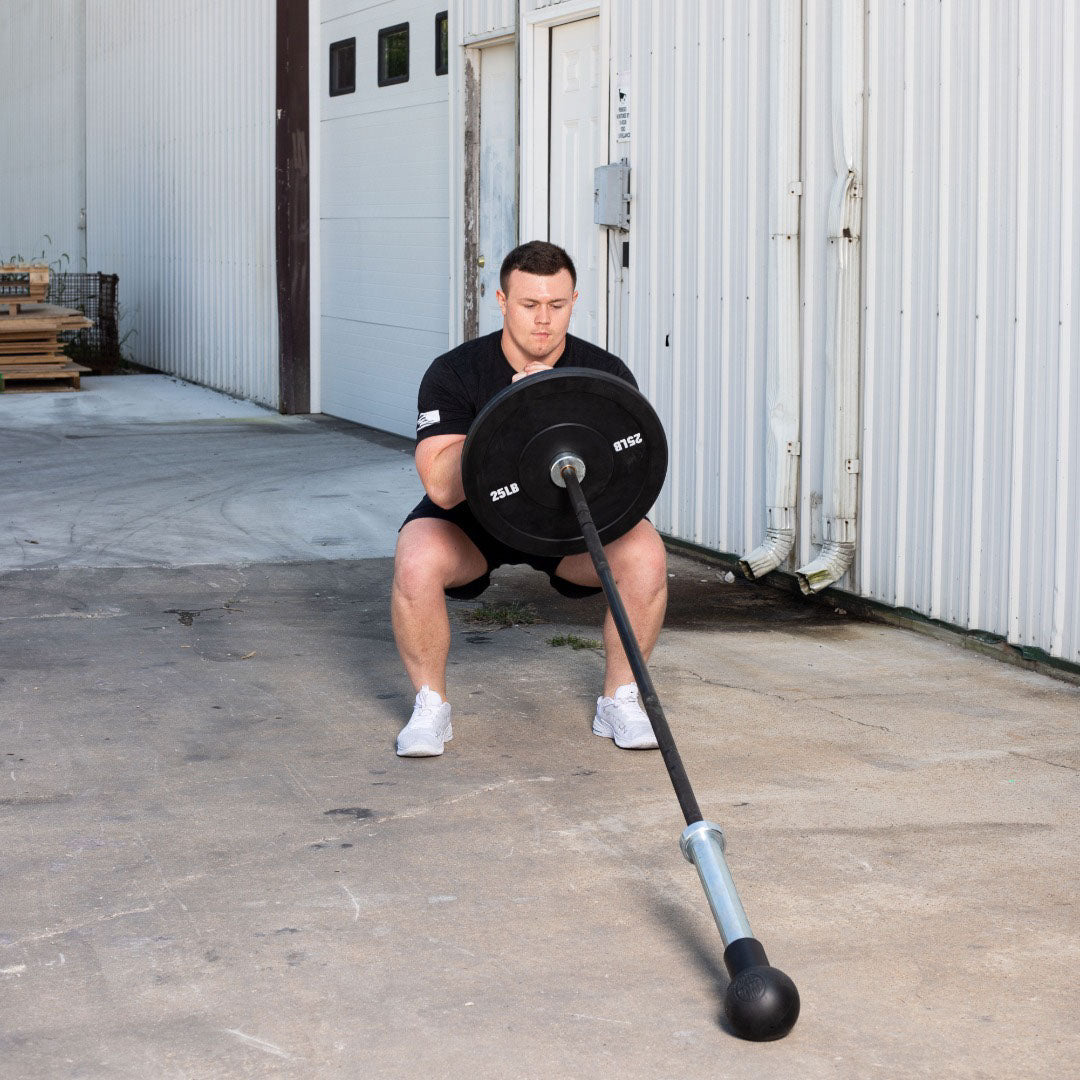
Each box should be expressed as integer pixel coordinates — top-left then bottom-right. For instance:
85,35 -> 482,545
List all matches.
498,240 -> 577,293
497,241 -> 579,368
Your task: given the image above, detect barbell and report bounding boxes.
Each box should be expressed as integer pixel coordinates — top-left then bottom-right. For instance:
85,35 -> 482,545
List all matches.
461,369 -> 800,1041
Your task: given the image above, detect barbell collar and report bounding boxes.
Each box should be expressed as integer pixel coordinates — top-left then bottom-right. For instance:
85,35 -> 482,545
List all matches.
551,453 -> 586,488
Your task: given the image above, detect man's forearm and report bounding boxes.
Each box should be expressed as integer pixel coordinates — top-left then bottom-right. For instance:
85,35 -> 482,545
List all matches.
421,441 -> 466,508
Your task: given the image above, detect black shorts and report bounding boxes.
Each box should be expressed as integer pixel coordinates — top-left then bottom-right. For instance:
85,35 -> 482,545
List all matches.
400,496 -> 604,601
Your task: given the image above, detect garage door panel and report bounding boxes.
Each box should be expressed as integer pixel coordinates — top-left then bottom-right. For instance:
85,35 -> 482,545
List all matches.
321,317 -> 446,437
322,106 -> 448,219
321,217 -> 448,331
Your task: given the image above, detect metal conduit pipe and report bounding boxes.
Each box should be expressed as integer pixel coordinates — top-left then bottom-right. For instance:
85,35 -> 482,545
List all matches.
796,0 -> 865,596
740,0 -> 803,582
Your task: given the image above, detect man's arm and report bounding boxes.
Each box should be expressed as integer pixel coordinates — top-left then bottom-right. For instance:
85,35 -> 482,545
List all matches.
416,433 -> 467,509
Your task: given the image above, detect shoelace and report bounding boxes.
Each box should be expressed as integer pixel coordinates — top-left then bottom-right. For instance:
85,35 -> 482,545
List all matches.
410,700 -> 444,727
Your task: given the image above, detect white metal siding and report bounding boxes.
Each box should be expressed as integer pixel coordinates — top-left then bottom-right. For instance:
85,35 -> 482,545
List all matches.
599,0 -> 1078,665
609,1 -> 772,556
85,0 -> 278,405
460,0 -> 518,41
858,0 -> 1080,662
0,0 -> 87,270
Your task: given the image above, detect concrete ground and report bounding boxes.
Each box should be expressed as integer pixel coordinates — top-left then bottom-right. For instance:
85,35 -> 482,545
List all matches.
1,376 -> 1077,1080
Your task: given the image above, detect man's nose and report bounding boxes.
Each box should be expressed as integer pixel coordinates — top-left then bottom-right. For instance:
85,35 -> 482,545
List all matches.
536,306 -> 551,323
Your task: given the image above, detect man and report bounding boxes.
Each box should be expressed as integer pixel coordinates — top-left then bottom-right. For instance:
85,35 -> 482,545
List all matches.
391,241 -> 668,756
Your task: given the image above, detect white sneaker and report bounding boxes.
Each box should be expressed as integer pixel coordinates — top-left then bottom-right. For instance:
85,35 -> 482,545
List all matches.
593,684 -> 658,750
396,686 -> 453,757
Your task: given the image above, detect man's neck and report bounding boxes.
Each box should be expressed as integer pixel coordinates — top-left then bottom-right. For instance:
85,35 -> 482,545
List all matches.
499,329 -> 570,373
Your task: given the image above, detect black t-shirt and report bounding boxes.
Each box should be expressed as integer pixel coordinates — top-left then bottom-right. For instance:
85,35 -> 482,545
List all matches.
415,330 -> 637,441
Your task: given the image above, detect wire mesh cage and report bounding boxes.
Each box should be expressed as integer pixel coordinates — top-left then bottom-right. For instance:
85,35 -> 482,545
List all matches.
46,272 -> 121,374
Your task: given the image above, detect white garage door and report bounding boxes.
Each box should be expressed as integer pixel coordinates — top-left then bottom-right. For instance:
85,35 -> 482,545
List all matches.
320,1 -> 449,436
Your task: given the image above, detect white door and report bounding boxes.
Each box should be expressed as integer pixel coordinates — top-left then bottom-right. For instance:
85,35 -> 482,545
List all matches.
477,43 -> 517,337
548,17 -> 604,345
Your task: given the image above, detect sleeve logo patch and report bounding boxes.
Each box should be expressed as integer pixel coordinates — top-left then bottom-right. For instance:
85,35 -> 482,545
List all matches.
416,410 -> 441,431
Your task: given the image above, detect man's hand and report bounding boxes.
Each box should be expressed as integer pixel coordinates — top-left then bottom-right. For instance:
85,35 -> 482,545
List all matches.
511,360 -> 554,382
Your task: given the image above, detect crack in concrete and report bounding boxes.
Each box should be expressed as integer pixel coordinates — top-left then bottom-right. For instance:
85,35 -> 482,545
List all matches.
675,668 -> 896,732
673,667 -> 792,703
1009,751 -> 1079,773
817,707 -> 895,734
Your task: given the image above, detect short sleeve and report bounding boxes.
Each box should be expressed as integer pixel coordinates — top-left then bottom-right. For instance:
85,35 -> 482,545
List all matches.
415,359 -> 473,442
610,356 -> 638,390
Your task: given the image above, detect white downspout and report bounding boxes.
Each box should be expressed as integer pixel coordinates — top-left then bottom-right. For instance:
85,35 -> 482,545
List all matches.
740,0 -> 803,581
795,0 -> 865,595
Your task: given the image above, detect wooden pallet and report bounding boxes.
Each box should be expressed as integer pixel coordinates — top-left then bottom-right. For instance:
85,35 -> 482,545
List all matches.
0,303 -> 93,375
0,303 -> 92,331
0,336 -> 68,362
0,361 -> 90,392
0,265 -> 49,311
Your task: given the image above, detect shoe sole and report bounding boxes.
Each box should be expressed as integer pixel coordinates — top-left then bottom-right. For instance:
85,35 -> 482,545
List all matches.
592,714 -> 658,751
396,724 -> 453,757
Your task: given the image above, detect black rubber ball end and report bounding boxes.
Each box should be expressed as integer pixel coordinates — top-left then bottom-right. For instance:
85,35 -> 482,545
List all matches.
723,965 -> 801,1041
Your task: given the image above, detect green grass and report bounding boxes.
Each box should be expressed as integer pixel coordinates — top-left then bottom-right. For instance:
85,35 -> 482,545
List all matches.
547,634 -> 603,651
461,601 -> 540,628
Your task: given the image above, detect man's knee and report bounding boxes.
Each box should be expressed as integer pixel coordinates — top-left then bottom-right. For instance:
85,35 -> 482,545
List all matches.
394,519 -> 486,594
611,523 -> 667,596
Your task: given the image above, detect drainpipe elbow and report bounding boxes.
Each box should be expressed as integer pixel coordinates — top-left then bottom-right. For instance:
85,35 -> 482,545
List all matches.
794,539 -> 855,595
739,527 -> 797,581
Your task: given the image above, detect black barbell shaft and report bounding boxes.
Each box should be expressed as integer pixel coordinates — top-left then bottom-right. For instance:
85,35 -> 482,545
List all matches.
561,462 -> 801,1041
460,369 -> 799,1039
561,465 -> 703,826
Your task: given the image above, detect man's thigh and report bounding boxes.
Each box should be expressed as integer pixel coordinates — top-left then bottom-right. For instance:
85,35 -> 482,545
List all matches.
395,516 -> 490,589
553,519 -> 666,587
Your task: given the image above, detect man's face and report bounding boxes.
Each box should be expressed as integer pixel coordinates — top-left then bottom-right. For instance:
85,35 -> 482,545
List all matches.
497,268 -> 579,364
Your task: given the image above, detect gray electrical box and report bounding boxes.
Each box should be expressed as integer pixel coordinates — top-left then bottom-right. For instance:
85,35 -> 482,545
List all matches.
594,162 -> 631,230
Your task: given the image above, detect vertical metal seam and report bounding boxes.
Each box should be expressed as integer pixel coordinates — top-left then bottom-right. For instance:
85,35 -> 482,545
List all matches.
1052,0 -> 1075,656
930,0 -> 952,620
860,0 -> 878,597
744,2 -> 762,554
969,0 -> 991,632
627,3 -> 641,411
894,0 -> 915,609
648,0 -> 660,414
670,0 -> 684,538
719,0 -> 733,544
797,0 -> 815,568
1009,0 -> 1031,644
694,0 -> 709,545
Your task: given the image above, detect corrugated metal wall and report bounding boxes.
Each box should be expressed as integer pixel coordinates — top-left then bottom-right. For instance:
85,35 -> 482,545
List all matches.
0,0 -> 87,270
609,1 -> 773,557
85,0 -> 278,405
460,0 -> 517,41
857,0 -> 1079,662
602,0 -> 1078,664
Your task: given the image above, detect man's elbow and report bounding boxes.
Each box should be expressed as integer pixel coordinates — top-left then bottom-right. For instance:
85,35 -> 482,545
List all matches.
425,484 -> 463,511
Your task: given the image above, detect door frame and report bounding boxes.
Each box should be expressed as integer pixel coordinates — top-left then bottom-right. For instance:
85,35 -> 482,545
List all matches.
462,33 -> 517,342
519,0 -> 609,346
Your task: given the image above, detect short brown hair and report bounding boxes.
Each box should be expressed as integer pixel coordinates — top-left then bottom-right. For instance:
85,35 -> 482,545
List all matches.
499,241 -> 577,293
